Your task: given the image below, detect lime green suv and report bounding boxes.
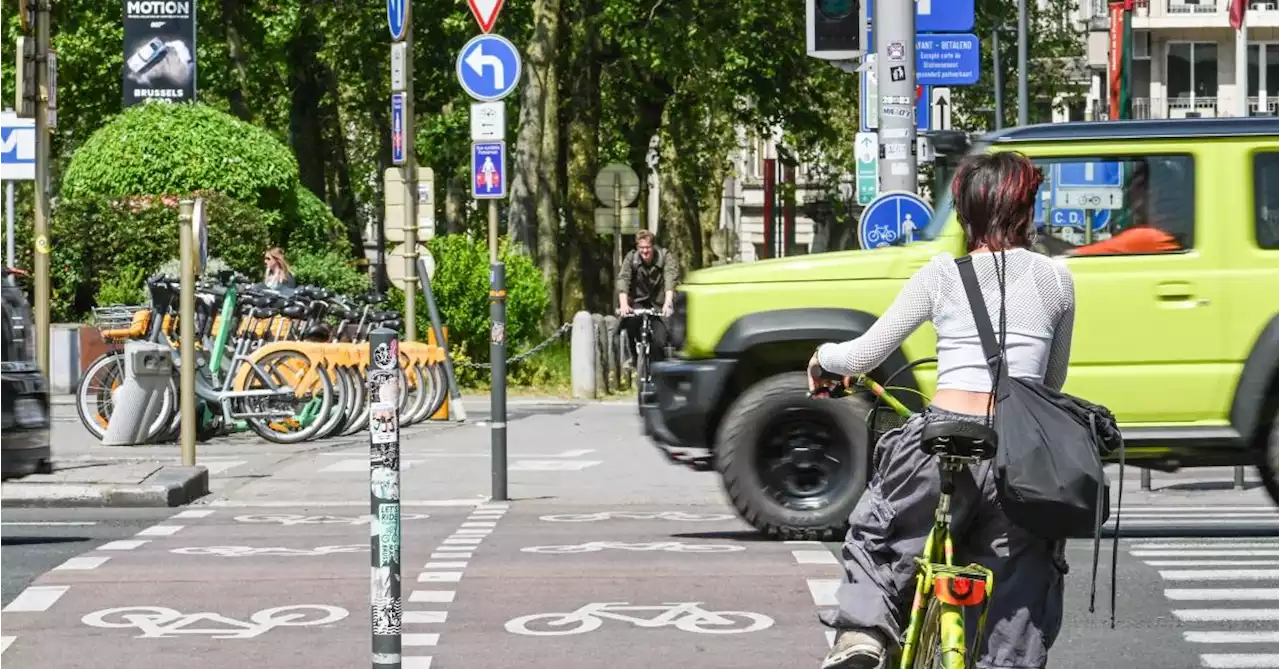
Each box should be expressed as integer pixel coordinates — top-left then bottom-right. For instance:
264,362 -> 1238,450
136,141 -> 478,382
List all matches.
641,117 -> 1279,540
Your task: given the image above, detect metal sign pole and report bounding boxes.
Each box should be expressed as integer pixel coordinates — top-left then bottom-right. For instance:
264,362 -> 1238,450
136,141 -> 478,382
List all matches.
178,200 -> 197,467
875,0 -> 917,193
32,0 -> 51,375
402,2 -> 418,342
368,328 -> 402,669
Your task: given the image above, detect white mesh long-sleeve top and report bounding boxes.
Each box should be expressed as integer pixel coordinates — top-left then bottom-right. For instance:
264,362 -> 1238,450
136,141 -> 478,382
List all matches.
816,248 -> 1075,392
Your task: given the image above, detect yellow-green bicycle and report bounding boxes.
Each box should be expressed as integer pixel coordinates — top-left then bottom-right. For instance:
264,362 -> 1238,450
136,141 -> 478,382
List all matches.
812,360 -> 998,669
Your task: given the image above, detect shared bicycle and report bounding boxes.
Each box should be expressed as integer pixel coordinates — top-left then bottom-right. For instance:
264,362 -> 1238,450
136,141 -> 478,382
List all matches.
75,271 -> 450,445
811,364 -> 997,669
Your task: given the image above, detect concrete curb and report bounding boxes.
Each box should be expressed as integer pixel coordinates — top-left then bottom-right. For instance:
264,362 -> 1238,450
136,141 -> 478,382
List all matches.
1,465 -> 210,508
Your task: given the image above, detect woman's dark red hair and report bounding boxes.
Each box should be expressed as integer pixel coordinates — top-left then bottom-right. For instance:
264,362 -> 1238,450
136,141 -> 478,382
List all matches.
950,151 -> 1045,252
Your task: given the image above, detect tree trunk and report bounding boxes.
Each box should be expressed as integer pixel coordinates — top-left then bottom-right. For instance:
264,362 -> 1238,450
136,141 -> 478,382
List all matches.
286,12 -> 328,204
535,26 -> 563,330
507,0 -> 564,256
559,0 -> 604,317
220,0 -> 252,121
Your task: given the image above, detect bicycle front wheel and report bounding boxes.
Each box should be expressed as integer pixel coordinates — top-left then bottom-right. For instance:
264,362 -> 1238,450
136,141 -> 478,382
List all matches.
912,598 -> 969,669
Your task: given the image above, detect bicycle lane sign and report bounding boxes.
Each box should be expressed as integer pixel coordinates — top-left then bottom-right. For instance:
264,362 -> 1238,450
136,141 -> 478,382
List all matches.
858,191 -> 933,249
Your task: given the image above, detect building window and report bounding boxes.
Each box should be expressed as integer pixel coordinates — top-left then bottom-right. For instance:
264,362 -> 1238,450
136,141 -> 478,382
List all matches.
1247,43 -> 1279,98
1167,42 -> 1218,100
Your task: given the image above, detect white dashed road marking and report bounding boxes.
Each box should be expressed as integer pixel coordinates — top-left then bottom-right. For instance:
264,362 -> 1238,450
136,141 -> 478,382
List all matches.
2,586 -> 69,613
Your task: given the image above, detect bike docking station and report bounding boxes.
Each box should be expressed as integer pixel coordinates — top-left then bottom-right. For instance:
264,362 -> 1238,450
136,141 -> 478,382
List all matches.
368,327 -> 404,669
94,197 -> 209,506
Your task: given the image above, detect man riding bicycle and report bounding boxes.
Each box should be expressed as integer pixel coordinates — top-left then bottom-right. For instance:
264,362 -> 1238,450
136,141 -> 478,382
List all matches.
616,230 -> 678,367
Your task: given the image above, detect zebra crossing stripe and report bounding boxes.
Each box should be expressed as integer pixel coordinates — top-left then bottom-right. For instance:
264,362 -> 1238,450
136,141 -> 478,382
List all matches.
1183,631 -> 1279,644
1172,609 -> 1279,622
1165,588 -> 1280,601
1200,654 -> 1280,669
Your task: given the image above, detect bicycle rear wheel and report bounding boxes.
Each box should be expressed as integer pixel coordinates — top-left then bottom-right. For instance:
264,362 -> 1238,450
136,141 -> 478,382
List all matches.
912,598 -> 968,669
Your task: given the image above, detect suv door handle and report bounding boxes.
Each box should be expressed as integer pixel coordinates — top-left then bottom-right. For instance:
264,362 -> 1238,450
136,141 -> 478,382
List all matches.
1156,281 -> 1198,302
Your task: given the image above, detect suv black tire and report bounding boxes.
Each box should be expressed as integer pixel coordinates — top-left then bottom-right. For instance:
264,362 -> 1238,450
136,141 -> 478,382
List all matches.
715,372 -> 873,541
1261,415 -> 1278,505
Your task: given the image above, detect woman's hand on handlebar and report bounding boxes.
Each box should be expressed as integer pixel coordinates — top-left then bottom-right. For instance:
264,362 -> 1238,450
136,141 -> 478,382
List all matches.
806,350 -> 849,398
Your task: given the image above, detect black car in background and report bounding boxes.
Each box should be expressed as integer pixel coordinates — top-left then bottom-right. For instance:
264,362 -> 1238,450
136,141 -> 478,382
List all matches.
2,268 -> 52,480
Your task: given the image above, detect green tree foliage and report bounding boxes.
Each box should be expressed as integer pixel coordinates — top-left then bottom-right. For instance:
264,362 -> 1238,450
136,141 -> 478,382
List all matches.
0,0 -> 1085,333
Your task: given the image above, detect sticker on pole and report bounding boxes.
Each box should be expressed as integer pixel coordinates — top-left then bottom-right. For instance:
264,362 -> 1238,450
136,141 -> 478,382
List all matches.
471,141 -> 507,199
467,0 -> 505,33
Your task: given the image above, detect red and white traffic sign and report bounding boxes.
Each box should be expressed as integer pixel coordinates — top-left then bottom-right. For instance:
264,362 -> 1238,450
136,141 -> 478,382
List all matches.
467,0 -> 504,33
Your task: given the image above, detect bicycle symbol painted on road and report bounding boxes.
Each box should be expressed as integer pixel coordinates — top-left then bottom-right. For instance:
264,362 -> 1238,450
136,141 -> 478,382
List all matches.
504,602 -> 773,636
82,605 -> 349,639
169,544 -> 367,557
232,513 -> 430,526
538,511 -> 735,523
521,541 -> 745,554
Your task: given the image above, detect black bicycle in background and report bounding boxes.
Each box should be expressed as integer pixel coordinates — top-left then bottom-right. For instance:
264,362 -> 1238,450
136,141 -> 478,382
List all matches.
622,308 -> 660,405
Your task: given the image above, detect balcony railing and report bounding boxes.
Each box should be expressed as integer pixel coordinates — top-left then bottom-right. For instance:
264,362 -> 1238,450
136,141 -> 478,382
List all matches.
1091,96 -> 1279,119
1167,0 -> 1220,13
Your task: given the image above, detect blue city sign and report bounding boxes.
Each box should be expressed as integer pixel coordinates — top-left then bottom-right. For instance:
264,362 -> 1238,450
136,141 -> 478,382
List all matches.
472,141 -> 507,199
1049,208 -> 1109,231
1055,161 -> 1124,188
387,0 -> 407,40
865,0 -> 976,49
391,93 -> 406,165
0,114 -> 36,180
859,70 -> 931,133
858,190 -> 933,249
456,34 -> 522,102
916,34 -> 980,86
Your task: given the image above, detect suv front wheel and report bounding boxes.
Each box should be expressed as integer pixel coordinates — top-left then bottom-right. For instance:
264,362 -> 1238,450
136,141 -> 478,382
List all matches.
715,372 -> 872,541
1261,415 -> 1278,505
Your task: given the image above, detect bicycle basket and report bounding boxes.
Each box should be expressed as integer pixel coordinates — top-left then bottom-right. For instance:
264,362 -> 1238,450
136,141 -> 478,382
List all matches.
92,305 -> 150,339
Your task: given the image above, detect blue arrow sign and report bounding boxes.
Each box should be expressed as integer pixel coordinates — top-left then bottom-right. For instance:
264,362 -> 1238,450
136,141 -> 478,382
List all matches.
858,191 -> 933,249
387,0 -> 406,40
391,93 -> 406,165
916,34 -> 980,86
456,34 -> 522,102
1055,161 -> 1123,187
472,141 -> 507,199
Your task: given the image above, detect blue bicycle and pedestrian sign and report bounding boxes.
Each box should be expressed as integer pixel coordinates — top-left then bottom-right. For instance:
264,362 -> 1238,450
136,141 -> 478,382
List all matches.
391,93 -> 406,165
456,34 -> 522,102
858,191 -> 933,249
472,141 -> 507,199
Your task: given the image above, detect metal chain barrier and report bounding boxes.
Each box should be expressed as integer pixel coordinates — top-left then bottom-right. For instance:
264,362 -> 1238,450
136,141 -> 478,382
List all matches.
460,322 -> 573,369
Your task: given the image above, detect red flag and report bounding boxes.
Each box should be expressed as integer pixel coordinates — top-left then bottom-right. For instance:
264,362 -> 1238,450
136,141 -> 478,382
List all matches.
1230,0 -> 1247,30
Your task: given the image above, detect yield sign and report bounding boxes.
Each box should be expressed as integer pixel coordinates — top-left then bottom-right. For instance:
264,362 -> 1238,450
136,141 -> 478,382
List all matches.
467,0 -> 504,33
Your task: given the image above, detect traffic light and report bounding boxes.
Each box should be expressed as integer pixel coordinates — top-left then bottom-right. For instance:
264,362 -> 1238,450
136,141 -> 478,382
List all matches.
806,0 -> 863,61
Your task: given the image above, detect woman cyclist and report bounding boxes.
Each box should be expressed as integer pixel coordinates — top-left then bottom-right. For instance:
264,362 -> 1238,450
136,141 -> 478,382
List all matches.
809,151 -> 1075,669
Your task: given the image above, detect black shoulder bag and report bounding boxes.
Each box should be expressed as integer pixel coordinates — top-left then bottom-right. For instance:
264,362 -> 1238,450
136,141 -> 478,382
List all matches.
954,254 -> 1126,627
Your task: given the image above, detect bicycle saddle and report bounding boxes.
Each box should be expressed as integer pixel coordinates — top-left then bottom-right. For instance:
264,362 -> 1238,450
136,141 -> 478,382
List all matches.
383,318 -> 404,331
251,307 -> 277,319
302,323 -> 331,342
281,304 -> 306,319
919,420 -> 998,460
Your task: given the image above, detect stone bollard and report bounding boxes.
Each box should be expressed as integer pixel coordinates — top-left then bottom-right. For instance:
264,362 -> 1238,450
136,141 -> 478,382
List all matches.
591,313 -> 606,398
603,315 -> 619,393
570,311 -> 596,399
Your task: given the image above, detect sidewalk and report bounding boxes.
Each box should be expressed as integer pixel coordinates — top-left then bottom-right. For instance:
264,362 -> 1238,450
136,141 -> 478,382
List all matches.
6,395 -> 623,508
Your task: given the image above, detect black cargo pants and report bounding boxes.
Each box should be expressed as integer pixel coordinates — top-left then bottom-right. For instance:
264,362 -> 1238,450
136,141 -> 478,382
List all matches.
818,406 -> 1067,669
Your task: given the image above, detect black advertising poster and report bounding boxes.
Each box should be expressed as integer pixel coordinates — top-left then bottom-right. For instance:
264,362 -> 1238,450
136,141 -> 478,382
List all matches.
122,0 -> 197,107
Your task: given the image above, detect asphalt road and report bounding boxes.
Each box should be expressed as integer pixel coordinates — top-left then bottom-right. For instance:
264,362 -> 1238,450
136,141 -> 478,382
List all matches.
1,508 -> 174,607
2,402 -> 1276,668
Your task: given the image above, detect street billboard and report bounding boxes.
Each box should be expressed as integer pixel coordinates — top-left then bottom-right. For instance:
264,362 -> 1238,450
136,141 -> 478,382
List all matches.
122,0 -> 197,107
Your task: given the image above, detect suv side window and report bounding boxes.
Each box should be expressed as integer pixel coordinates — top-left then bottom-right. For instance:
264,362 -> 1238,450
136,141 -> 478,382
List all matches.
1255,151 -> 1278,250
1028,155 -> 1195,257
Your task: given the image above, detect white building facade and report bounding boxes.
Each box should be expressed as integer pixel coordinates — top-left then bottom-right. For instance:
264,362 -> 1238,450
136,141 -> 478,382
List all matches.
1077,0 -> 1280,119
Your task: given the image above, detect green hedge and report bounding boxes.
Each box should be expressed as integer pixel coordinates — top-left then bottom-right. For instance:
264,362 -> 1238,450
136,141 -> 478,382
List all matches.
46,192 -> 271,319
290,249 -> 372,297
58,101 -> 346,255
384,235 -> 548,382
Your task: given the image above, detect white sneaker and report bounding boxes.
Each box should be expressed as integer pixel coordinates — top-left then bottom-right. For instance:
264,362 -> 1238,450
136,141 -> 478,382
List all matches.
821,629 -> 887,669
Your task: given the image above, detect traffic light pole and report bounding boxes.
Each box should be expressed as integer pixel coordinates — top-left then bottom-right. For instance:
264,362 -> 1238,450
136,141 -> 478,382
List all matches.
875,0 -> 917,194
32,0 -> 51,375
